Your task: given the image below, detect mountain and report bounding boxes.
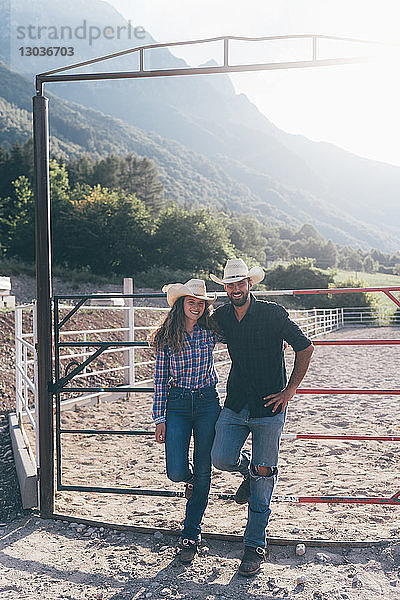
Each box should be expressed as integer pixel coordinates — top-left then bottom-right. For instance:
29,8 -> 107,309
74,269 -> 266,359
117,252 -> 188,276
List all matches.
1,0 -> 400,251
0,61 -> 264,213
55,65 -> 400,250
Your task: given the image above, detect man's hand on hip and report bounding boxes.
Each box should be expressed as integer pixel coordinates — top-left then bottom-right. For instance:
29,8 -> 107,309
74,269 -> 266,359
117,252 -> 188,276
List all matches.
263,386 -> 296,413
264,345 -> 314,412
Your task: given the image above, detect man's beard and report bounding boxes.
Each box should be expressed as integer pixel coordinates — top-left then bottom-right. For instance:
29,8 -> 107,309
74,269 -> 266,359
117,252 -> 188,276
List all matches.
229,291 -> 249,307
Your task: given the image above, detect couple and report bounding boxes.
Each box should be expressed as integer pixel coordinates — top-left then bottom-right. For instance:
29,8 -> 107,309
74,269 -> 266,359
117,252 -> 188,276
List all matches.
151,258 -> 314,576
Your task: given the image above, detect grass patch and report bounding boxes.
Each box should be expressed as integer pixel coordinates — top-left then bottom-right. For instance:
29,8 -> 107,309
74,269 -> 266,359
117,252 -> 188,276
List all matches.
0,258 -> 121,286
334,270 -> 400,308
0,258 -> 35,276
53,265 -> 120,287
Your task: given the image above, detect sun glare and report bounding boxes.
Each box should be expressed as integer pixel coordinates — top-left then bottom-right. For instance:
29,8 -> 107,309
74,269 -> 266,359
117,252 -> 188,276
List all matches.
230,38 -> 400,166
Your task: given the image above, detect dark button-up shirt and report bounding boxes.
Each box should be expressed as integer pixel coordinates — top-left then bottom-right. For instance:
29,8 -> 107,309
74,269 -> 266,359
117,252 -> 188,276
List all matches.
214,295 -> 312,417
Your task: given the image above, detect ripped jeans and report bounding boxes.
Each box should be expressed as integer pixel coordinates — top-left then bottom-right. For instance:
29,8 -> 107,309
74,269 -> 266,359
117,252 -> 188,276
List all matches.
211,406 -> 286,548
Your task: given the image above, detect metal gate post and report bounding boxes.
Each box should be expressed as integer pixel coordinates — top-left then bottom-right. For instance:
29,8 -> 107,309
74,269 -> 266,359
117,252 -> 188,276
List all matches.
15,307 -> 22,418
33,93 -> 54,517
123,277 -> 135,389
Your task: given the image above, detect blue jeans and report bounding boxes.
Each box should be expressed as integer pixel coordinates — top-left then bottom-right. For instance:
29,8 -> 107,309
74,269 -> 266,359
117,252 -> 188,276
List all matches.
211,406 -> 286,548
165,385 -> 221,541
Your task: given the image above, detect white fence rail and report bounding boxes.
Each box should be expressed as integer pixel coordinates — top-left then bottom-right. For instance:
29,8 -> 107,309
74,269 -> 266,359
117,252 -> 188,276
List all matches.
15,302 -> 38,468
290,307 -> 343,338
341,306 -> 400,326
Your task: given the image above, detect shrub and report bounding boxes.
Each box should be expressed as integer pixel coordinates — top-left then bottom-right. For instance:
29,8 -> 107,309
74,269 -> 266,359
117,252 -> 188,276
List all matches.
134,266 -> 211,291
264,259 -> 333,308
264,260 -> 375,309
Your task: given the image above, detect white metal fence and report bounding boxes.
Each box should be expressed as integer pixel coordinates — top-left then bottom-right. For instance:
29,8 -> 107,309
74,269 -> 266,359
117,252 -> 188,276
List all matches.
14,297 -> 400,468
14,302 -> 38,467
290,307 -> 343,338
341,305 -> 400,326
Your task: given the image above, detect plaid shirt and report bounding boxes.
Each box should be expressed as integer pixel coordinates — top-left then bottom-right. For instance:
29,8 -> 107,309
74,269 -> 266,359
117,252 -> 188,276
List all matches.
152,324 -> 220,424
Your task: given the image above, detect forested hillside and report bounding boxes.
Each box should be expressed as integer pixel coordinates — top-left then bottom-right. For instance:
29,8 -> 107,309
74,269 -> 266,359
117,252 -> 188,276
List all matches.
0,59 -> 399,252
2,0 -> 398,251
1,141 -> 399,288
0,63 -> 260,214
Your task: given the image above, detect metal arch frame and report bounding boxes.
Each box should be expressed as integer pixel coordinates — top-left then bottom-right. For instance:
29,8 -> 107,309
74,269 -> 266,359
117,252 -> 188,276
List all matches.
32,33 -> 385,517
34,33 -> 379,92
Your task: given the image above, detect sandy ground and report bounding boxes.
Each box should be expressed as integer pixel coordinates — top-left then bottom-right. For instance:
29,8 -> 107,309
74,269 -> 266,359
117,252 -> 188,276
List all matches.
0,515 -> 399,600
2,325 -> 400,599
53,326 -> 400,541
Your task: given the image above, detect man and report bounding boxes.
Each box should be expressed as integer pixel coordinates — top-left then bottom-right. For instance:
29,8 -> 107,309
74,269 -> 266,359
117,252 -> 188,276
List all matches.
210,258 -> 314,577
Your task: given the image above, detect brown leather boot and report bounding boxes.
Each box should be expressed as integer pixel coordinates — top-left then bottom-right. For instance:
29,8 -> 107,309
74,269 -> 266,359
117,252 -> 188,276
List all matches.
234,475 -> 250,504
178,538 -> 198,564
184,482 -> 194,500
238,546 -> 266,576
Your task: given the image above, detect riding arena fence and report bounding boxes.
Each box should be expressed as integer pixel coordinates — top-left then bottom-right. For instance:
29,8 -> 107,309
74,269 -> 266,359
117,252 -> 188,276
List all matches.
14,281 -> 400,514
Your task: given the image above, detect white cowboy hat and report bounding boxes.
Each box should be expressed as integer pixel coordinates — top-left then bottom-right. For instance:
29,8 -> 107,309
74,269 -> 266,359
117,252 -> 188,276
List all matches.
162,278 -> 217,308
210,258 -> 265,286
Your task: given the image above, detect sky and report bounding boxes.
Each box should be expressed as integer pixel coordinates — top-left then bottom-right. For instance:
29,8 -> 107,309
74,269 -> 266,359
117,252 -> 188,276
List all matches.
109,0 -> 400,166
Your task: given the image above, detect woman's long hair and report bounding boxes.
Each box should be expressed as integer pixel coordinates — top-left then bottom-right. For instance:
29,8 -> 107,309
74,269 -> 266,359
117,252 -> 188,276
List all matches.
151,296 -> 215,353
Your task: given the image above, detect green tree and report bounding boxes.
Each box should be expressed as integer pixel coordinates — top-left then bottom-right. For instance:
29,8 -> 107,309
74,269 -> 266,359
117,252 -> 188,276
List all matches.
227,214 -> 267,263
265,260 -> 374,309
67,155 -> 95,188
66,153 -> 165,217
152,205 -> 233,272
277,225 -> 297,241
120,155 -> 165,217
91,155 -> 124,190
389,252 -> 400,267
370,248 -> 387,266
58,186 -> 152,274
297,223 -> 324,242
6,175 -> 35,260
346,248 -> 363,271
49,160 -> 70,207
289,238 -> 325,263
330,279 -> 374,308
50,160 -> 74,264
322,240 -> 338,268
265,258 -> 334,308
362,255 -> 378,273
0,196 -> 9,256
393,264 -> 400,276
0,139 -> 34,198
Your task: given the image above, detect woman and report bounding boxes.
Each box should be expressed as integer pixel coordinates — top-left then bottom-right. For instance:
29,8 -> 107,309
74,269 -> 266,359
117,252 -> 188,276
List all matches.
152,278 -> 222,564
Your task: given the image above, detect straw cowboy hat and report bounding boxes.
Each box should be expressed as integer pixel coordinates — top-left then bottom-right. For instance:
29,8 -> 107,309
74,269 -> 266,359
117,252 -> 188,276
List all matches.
210,258 -> 265,286
162,278 -> 217,308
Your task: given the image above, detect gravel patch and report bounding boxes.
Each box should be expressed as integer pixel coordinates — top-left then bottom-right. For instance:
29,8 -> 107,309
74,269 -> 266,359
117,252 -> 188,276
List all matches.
0,412 -> 24,523
0,516 -> 399,600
